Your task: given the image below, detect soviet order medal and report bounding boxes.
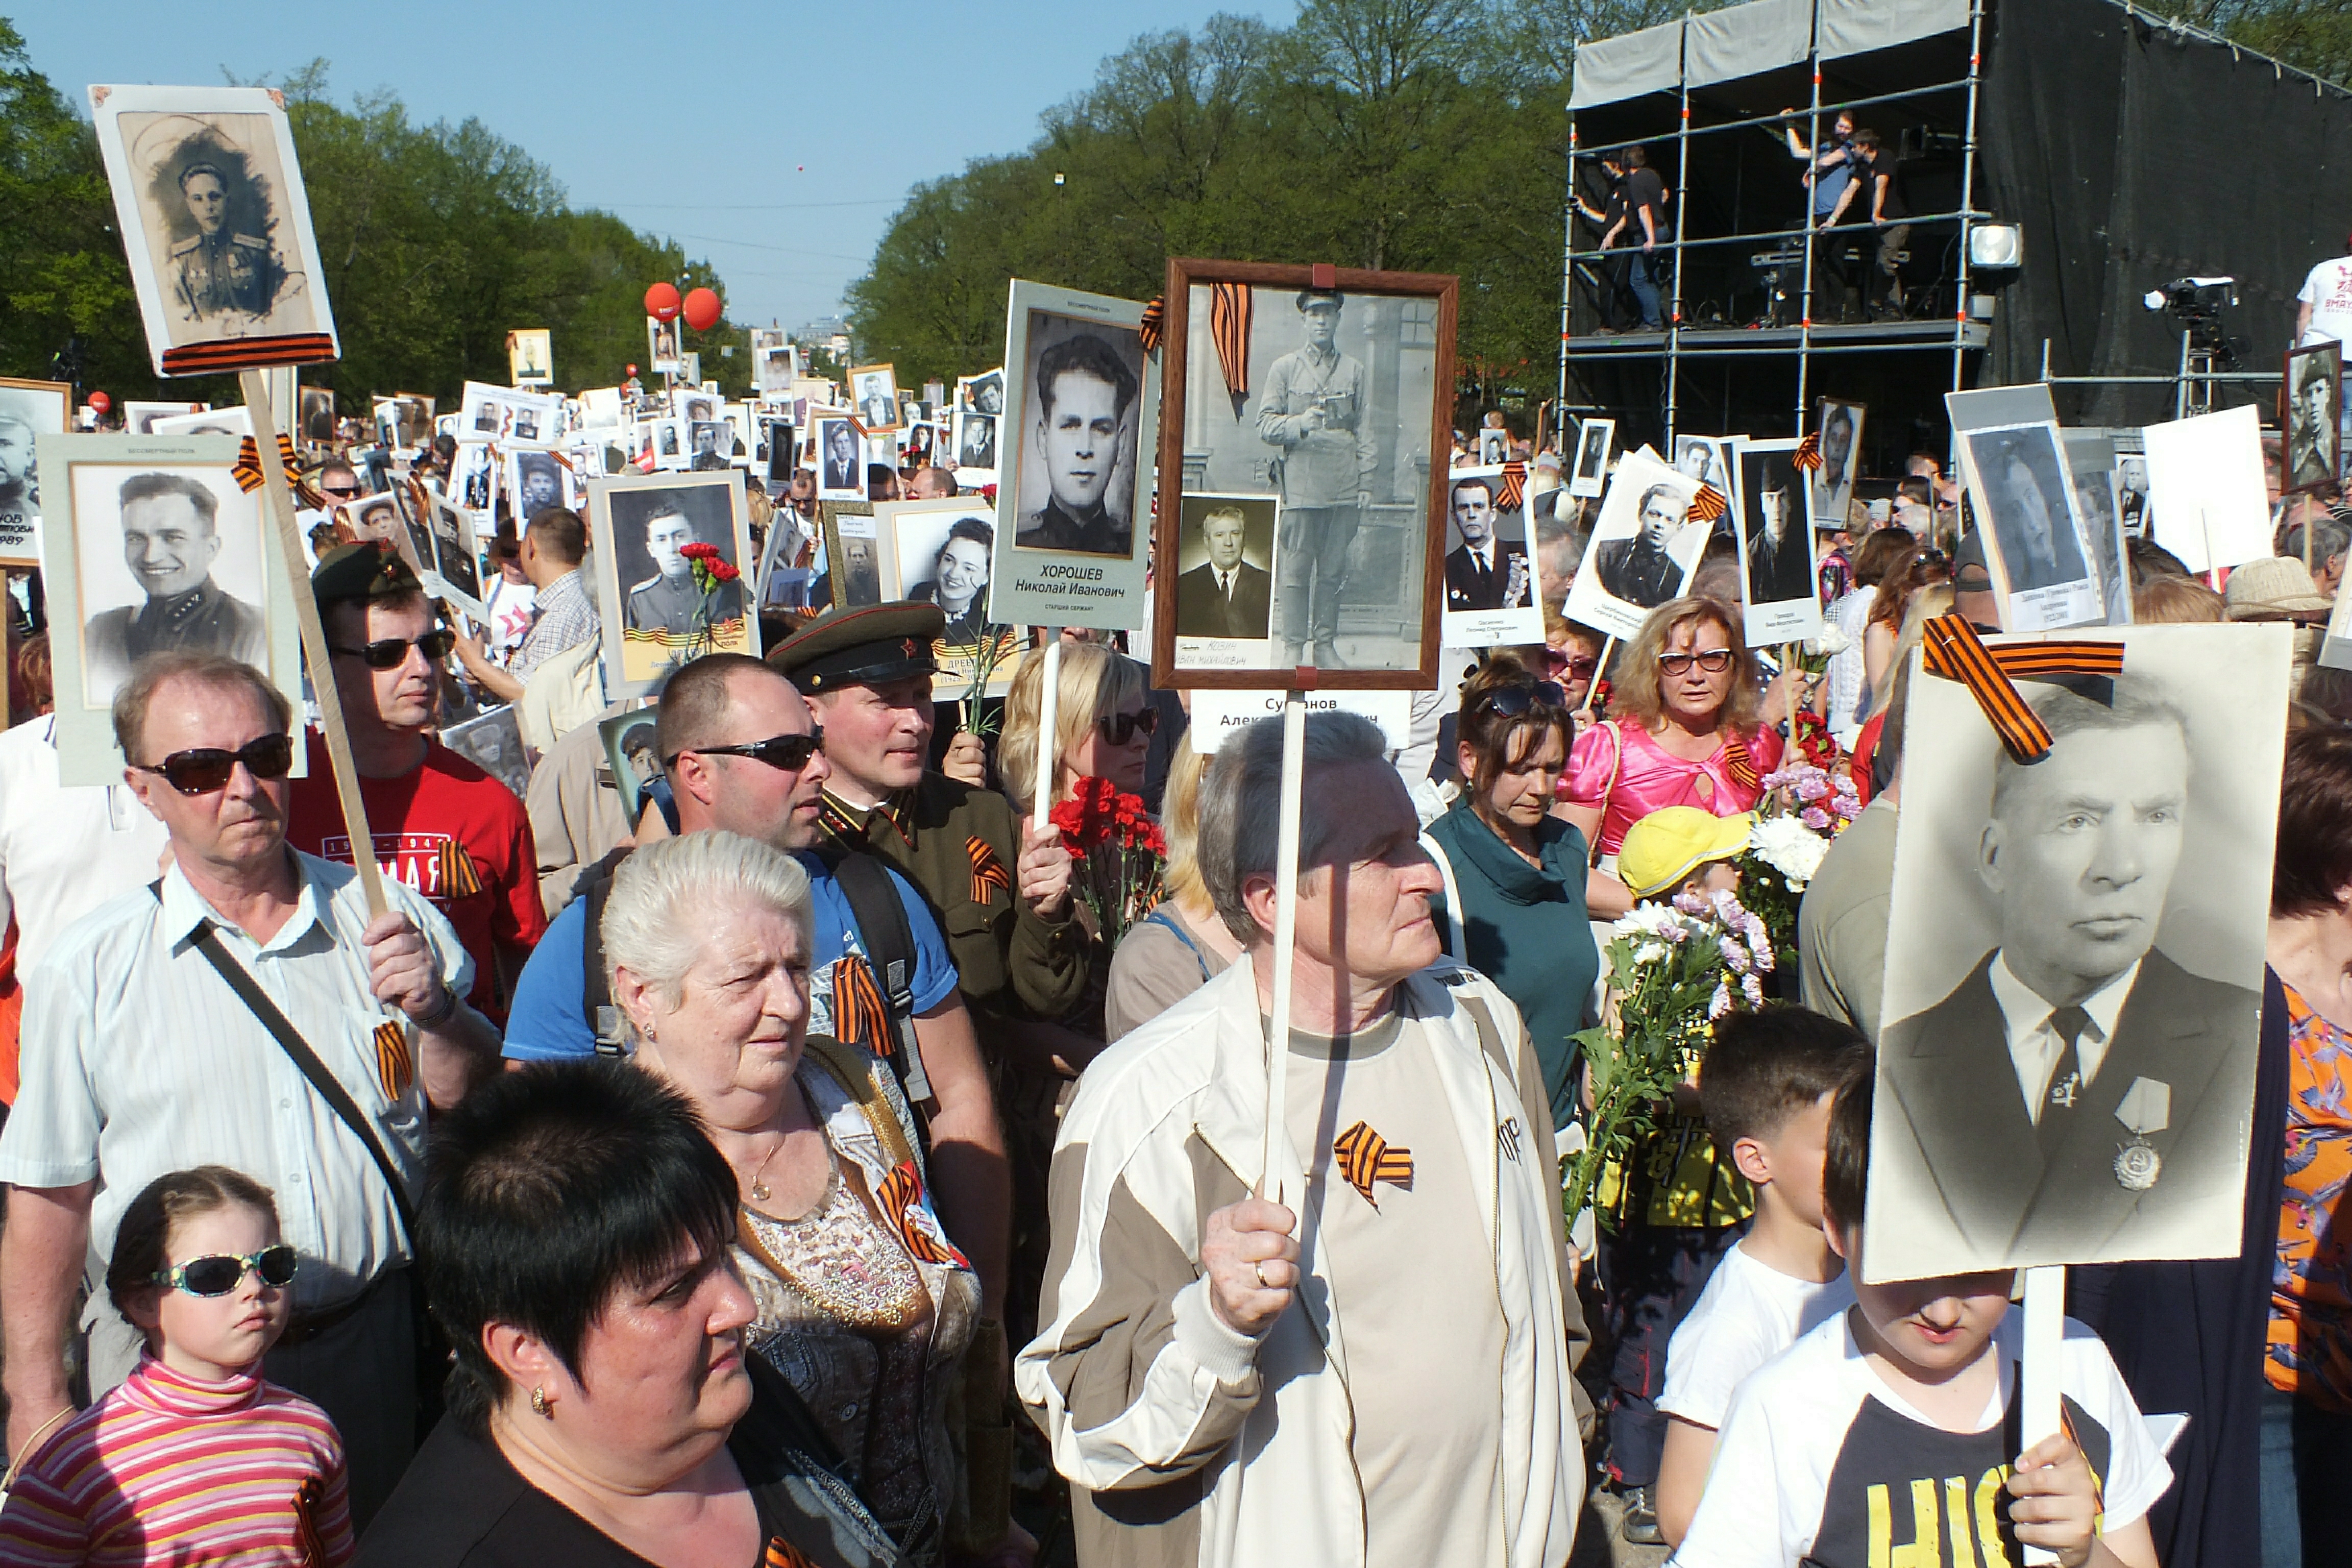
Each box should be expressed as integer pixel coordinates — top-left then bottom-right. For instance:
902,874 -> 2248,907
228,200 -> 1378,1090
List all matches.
2113,1076 -> 2170,1192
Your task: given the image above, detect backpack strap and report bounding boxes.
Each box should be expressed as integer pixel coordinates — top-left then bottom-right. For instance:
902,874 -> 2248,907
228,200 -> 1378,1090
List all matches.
1141,905 -> 1212,982
814,847 -> 934,1108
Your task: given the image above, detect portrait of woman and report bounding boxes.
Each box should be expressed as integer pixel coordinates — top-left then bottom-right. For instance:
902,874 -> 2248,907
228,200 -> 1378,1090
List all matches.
905,516 -> 995,645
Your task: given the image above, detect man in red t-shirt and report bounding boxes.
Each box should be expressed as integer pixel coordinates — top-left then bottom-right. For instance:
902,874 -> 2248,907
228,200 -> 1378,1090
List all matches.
287,544 -> 546,1017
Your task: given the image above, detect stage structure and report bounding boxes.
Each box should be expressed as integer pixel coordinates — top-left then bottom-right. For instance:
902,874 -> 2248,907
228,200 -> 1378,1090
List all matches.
1564,0 -> 2352,465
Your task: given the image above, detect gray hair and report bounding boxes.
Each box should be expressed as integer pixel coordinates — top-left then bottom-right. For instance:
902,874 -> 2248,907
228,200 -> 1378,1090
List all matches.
112,653 -> 290,766
601,830 -> 814,1010
1199,710 -> 1390,945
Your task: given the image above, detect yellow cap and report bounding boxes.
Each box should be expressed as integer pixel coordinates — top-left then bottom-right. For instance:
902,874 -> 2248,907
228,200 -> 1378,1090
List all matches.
1619,807 -> 1755,900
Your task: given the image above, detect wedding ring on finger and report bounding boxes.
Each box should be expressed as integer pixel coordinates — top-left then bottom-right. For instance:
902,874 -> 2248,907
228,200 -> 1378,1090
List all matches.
1254,1261 -> 1270,1289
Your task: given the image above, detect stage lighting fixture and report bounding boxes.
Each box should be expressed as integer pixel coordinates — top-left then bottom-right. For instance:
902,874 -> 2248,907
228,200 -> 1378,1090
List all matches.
1968,223 -> 2024,268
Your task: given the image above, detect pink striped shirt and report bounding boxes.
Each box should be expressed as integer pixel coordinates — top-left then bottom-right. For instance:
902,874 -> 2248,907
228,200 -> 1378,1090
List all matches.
0,1355 -> 353,1566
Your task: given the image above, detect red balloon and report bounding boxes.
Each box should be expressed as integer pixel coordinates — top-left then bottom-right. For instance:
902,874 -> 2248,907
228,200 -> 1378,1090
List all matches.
682,287 -> 723,333
88,390 -> 111,413
626,363 -> 639,376
644,281 -> 681,322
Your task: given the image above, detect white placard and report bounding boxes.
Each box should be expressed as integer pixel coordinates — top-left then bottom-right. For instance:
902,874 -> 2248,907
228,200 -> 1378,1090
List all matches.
1188,688 -> 1413,751
2142,404 -> 2272,574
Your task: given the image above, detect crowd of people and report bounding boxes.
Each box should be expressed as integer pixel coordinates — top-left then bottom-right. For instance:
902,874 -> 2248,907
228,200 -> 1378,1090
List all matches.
0,348 -> 2343,1568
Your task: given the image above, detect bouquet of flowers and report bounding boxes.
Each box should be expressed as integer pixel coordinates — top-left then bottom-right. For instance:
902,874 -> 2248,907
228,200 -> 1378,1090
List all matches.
676,542 -> 743,658
1565,890 -> 1773,1229
1047,776 -> 1167,949
1740,739 -> 1863,959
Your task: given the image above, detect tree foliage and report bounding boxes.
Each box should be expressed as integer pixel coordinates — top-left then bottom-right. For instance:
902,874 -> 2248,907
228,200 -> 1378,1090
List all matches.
0,22 -> 740,409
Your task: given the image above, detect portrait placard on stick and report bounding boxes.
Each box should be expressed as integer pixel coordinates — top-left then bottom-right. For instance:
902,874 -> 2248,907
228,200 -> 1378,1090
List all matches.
1807,399 -> 1864,528
1561,448 -> 1706,641
2283,340 -> 2342,496
1730,438 -> 1821,645
1866,625 -> 2285,1283
1438,464 -> 1540,650
1149,258 -> 1458,691
589,469 -> 756,698
0,378 -> 70,570
850,364 -> 902,433
1957,421 -> 2104,633
506,328 -> 553,387
1170,493 -> 1282,671
1568,419 -> 1612,499
991,280 -> 1159,633
2061,430 -> 2133,627
2141,404 -> 2272,575
875,497 -> 1018,697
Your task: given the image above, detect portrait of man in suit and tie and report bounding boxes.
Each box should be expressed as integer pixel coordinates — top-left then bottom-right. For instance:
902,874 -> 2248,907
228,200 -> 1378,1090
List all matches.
1872,670 -> 2269,1277
1173,498 -> 1274,641
1442,473 -> 1529,612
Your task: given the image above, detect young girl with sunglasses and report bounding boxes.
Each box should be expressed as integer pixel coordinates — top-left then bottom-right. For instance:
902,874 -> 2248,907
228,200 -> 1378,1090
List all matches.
0,1166 -> 354,1565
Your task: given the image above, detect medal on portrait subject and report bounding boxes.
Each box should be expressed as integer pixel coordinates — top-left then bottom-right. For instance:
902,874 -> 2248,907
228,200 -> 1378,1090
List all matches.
2112,1075 -> 2170,1192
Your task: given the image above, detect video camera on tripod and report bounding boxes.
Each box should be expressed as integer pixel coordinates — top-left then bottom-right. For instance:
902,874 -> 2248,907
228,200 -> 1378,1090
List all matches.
2142,276 -> 2240,359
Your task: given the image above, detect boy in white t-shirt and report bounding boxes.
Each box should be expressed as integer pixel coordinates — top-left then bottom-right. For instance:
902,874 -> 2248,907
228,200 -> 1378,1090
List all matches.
1653,1007 -> 1870,1546
1670,1075 -> 2168,1568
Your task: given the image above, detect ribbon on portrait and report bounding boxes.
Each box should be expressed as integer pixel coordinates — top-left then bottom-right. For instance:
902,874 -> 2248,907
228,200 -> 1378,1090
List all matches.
1689,482 -> 1729,523
1496,460 -> 1529,510
231,432 -> 301,495
1209,281 -> 1253,419
1919,612 -> 2126,764
1332,1120 -> 1413,1207
1793,430 -> 1823,472
1137,296 -> 1166,357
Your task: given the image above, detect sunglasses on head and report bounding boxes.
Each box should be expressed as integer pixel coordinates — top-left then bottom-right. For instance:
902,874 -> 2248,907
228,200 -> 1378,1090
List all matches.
152,1244 -> 299,1297
331,629 -> 457,669
135,733 -> 296,795
1098,707 -> 1160,745
1474,679 -> 1570,720
1656,649 -> 1735,676
666,728 -> 825,773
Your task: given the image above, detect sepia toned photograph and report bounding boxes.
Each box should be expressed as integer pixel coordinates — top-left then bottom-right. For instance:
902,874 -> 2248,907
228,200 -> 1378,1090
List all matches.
506,328 -> 552,386
1808,398 -> 1865,528
1959,419 -> 2103,633
1732,438 -> 1822,645
1569,418 -> 1613,499
592,469 -> 755,695
1868,627 -> 2287,1280
0,378 -> 71,568
647,316 -> 682,374
815,415 -> 862,501
824,506 -> 884,611
851,364 -> 901,432
89,84 -> 338,376
442,704 -> 530,801
298,385 -> 335,445
1561,448 -> 1707,641
2284,339 -> 2342,497
1151,261 -> 1458,690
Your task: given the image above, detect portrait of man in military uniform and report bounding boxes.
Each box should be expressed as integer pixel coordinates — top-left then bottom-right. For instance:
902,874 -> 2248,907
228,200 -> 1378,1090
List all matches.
623,499 -> 741,637
1011,329 -> 1142,560
79,471 -> 268,701
165,160 -> 285,327
1256,289 -> 1378,667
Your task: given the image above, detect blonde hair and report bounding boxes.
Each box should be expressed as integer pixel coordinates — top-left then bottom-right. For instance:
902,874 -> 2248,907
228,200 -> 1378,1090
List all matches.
602,830 -> 813,1010
1159,734 -> 1212,910
1866,584 -> 1955,721
1610,595 -> 1763,734
997,642 -> 1146,814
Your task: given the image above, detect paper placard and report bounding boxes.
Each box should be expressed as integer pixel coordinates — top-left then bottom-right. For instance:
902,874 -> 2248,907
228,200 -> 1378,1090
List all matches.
1188,688 -> 1413,751
2142,405 -> 2272,574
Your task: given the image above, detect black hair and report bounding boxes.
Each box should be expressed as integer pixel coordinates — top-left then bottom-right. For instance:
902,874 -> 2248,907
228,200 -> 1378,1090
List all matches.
1035,332 -> 1140,422
422,1059 -> 738,1434
106,1165 -> 279,1327
118,471 -> 219,531
1450,473 -> 1500,507
1820,1070 -> 1874,1235
1623,143 -> 1648,169
1698,1006 -> 1872,1152
939,516 -> 994,559
525,507 -> 586,567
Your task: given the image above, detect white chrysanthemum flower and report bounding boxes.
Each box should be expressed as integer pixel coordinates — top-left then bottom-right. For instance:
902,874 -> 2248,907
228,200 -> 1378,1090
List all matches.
1749,815 -> 1830,889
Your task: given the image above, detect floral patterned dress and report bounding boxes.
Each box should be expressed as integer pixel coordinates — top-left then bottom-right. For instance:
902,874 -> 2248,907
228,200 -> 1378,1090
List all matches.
2269,983 -> 2352,1410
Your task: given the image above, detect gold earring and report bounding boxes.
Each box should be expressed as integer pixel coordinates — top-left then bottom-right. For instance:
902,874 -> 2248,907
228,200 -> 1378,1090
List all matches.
530,1386 -> 552,1418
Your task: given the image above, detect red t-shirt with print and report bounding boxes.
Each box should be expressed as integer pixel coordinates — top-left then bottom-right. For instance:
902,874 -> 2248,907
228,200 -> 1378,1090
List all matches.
285,730 -> 547,1018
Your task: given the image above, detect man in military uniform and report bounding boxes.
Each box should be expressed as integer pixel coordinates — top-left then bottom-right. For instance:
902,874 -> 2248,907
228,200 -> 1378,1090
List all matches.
1012,334 -> 1139,558
624,501 -> 742,635
83,472 -> 267,700
1256,289 -> 1377,667
773,602 -> 1085,1350
167,163 -> 284,324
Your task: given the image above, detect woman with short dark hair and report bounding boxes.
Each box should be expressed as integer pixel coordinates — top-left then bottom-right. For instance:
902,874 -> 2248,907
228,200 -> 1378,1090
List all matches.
357,1057 -> 897,1567
906,519 -> 994,645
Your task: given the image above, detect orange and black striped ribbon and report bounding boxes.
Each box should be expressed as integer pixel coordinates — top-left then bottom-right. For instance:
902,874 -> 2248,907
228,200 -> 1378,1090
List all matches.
829,957 -> 892,1058
293,1476 -> 329,1568
878,1159 -> 963,1267
1689,482 -> 1729,523
1495,461 -> 1529,511
160,333 -> 336,375
1793,431 -> 1823,472
1137,295 -> 1166,356
763,1537 -> 821,1568
1721,730 -> 1759,794
968,836 -> 1011,907
231,432 -> 300,495
436,842 -> 483,899
1332,1119 -> 1413,1207
373,1019 -> 413,1100
1208,281 -> 1253,408
1918,614 -> 2124,762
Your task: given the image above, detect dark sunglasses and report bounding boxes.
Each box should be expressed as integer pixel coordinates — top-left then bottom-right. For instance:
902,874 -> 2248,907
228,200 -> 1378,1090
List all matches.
1098,707 -> 1160,745
666,728 -> 825,773
1474,680 -> 1569,720
152,1244 -> 299,1297
1656,649 -> 1736,676
1545,651 -> 1602,679
135,733 -> 296,795
331,630 -> 457,669
318,483 -> 360,499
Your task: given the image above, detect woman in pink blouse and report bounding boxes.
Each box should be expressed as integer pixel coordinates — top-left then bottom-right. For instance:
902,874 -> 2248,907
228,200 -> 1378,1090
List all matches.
1558,595 -> 1785,917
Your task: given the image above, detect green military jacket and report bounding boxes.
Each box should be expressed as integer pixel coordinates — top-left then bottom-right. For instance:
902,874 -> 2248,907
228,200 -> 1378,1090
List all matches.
815,771 -> 1087,1021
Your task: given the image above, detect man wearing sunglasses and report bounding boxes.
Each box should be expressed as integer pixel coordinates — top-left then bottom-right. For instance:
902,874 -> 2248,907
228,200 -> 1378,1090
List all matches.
287,545 -> 548,1021
0,651 -> 497,1525
82,471 -> 269,698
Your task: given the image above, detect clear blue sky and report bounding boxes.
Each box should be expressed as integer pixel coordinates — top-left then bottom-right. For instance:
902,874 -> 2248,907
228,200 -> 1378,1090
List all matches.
16,3 -> 1282,333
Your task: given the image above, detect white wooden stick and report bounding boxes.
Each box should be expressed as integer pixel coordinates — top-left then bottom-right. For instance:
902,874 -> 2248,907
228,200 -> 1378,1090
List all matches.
1032,632 -> 1061,829
1260,690 -> 1308,1208
2018,1263 -> 2067,1566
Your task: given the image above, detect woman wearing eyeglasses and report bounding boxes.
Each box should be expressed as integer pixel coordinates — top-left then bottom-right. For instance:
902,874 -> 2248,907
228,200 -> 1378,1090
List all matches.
1544,611 -> 1607,714
0,1165 -> 356,1564
1558,595 -> 1785,919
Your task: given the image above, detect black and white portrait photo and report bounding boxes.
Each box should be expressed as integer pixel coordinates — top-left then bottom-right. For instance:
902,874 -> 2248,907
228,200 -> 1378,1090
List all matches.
601,707 -> 664,825
442,705 -> 530,802
2064,430 -> 2133,628
452,442 -> 496,511
1569,418 -> 1613,499
74,465 -> 269,701
1809,399 -> 1865,528
815,416 -> 862,501
1672,435 -> 1732,502
689,420 -> 730,471
1441,466 -> 1540,649
751,329 -> 795,395
91,85 -> 336,375
861,431 -> 900,477
954,410 -> 997,473
2285,340 -> 2342,496
960,370 -> 1004,416
299,385 -> 335,445
0,379 -> 68,568
884,501 -> 999,647
151,407 -> 251,441
123,402 -> 203,436
851,365 -> 900,432
1562,448 -> 1706,641
428,493 -> 485,621
507,448 -> 570,523
1867,627 -> 2287,1280
1961,420 -> 2102,632
647,316 -> 681,373
592,471 -> 755,693
1172,493 -> 1279,651
1733,439 -> 1822,644
1476,427 -> 1509,467
763,419 -> 797,484
827,511 -> 884,611
1009,323 -> 1146,559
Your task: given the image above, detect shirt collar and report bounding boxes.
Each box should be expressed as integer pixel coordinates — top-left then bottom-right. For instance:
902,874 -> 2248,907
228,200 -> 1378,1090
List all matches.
538,569 -> 588,608
818,786 -> 914,845
1989,951 -> 2139,1042
158,850 -> 331,957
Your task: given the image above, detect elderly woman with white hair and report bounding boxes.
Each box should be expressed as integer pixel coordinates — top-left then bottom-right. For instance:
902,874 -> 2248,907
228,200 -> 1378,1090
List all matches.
601,831 -> 994,1567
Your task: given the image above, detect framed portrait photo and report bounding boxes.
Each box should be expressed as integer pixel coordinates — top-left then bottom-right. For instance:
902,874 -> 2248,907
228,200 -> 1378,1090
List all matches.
2062,430 -> 2133,627
958,370 -> 1004,416
2283,339 -> 2342,497
1730,437 -> 1822,645
813,414 -> 864,502
506,328 -> 553,387
751,330 -> 797,395
1867,625 -> 2287,1280
150,405 -> 252,440
0,377 -> 71,569
1669,434 -> 1734,504
821,503 -> 883,612
646,316 -> 683,375
88,84 -> 338,377
34,433 -> 302,784
1568,419 -> 1613,499
424,491 -> 487,623
1439,465 -> 1540,650
1808,398 -> 1865,528
850,364 -> 901,433
122,401 -> 204,436
1150,258 -> 1459,691
600,705 -> 665,827
990,280 -> 1160,632
875,497 -> 1018,695
1560,448 -> 1707,642
590,469 -> 757,697
1957,420 -> 2104,633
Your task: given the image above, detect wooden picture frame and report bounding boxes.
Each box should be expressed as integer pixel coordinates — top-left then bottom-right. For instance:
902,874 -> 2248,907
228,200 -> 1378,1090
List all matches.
2283,339 -> 2343,497
819,500 -> 880,611
1150,257 -> 1459,692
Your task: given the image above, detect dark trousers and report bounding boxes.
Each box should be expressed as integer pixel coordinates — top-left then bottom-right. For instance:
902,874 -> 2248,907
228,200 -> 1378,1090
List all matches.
1276,503 -> 1360,652
1809,228 -> 1855,320
2260,1386 -> 2352,1566
1870,223 -> 1911,313
1596,1220 -> 1741,1487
